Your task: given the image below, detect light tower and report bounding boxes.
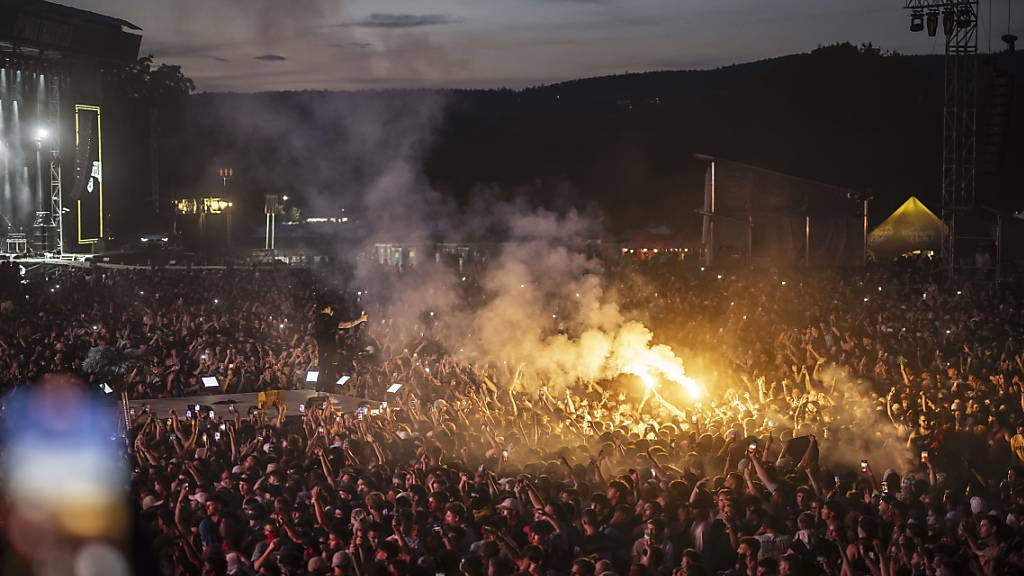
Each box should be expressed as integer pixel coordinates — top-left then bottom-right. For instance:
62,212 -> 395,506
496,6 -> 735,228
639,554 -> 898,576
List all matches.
904,0 -> 979,275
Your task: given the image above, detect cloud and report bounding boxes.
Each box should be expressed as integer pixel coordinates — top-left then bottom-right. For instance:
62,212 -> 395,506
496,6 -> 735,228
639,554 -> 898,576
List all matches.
342,13 -> 463,29
254,54 -> 288,61
327,42 -> 376,49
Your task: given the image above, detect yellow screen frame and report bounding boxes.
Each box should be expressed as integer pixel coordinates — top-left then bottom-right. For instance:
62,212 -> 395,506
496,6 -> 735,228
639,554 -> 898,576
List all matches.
74,104 -> 103,245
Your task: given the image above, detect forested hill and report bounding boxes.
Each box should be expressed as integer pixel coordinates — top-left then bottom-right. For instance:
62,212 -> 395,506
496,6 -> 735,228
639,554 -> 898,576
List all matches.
153,43 -> 1022,236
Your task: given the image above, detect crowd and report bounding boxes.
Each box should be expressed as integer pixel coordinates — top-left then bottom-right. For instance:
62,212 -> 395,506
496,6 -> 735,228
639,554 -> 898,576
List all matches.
3,258 -> 1024,576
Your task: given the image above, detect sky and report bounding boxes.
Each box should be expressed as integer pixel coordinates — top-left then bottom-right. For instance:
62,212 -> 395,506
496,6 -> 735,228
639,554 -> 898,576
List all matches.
61,0 -> 1018,93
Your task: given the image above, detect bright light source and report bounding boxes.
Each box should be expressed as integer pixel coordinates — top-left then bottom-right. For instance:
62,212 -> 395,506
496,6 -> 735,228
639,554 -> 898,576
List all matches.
781,281 -> 786,286
214,299 -> 219,304
34,127 -> 49,141
864,297 -> 869,302
337,375 -> 351,386
100,383 -> 113,394
716,274 -> 722,280
306,371 -> 319,383
387,383 -> 403,393
202,376 -> 219,388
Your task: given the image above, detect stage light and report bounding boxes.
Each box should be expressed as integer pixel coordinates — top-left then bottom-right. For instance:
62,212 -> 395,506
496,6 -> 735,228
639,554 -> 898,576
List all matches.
387,383 -> 403,393
926,10 -> 939,37
910,10 -> 924,32
33,127 -> 49,142
306,371 -> 319,383
942,9 -> 955,36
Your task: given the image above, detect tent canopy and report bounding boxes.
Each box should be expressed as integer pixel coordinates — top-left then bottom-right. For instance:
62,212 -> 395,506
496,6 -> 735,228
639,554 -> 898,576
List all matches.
868,197 -> 947,258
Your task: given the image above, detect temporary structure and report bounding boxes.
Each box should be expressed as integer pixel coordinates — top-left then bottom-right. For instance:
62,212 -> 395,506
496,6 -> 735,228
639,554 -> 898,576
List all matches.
867,197 -> 947,258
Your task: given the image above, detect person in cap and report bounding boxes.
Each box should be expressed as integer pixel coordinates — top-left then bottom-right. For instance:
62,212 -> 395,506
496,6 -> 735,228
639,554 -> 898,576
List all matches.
314,300 -> 367,393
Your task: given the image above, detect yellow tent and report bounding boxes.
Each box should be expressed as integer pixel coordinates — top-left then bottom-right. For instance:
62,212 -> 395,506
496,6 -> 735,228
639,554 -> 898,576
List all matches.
868,197 -> 947,258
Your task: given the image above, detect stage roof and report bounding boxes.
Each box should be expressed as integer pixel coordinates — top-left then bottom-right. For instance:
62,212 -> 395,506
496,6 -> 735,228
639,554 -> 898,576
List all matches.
0,0 -> 141,63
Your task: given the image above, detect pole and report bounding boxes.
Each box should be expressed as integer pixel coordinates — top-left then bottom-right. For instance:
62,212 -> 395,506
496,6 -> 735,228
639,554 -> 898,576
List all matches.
35,143 -> 43,216
35,142 -> 44,251
805,215 -> 811,266
863,198 -> 869,266
265,213 -> 270,250
995,212 -> 1002,282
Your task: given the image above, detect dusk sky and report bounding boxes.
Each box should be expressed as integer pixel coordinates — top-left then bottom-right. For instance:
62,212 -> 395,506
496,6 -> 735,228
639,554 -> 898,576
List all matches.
63,0 -> 1016,92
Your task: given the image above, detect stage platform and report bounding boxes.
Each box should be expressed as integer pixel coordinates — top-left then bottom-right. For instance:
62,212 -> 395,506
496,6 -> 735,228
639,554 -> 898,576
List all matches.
128,390 -> 383,419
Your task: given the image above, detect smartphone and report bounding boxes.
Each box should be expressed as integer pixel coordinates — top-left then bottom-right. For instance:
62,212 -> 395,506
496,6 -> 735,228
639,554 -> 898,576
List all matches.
129,408 -> 136,417
219,423 -> 226,431
208,410 -> 215,419
748,441 -> 757,453
214,432 -> 221,441
860,459 -> 868,472
881,480 -> 889,494
502,449 -> 509,459
834,475 -> 840,487
194,404 -> 200,412
186,410 -> 193,419
299,404 -> 305,414
920,450 -> 929,463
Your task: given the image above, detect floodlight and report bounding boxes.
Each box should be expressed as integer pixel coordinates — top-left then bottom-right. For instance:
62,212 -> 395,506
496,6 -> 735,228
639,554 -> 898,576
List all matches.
910,10 -> 924,32
337,375 -> 351,386
33,127 -> 49,142
387,383 -> 403,393
306,371 -> 319,383
202,376 -> 219,388
926,10 -> 939,37
942,9 -> 955,36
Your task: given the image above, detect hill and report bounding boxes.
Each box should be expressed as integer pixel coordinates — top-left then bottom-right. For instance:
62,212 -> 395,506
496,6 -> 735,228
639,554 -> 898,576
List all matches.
138,43 -> 1022,240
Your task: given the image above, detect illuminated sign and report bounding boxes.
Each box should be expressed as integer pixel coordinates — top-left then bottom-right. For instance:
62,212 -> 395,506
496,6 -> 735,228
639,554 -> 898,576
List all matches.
174,198 -> 232,215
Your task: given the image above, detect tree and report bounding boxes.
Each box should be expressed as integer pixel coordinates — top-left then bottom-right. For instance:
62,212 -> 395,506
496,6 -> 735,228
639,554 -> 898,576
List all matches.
113,55 -> 196,103
109,56 -> 195,219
